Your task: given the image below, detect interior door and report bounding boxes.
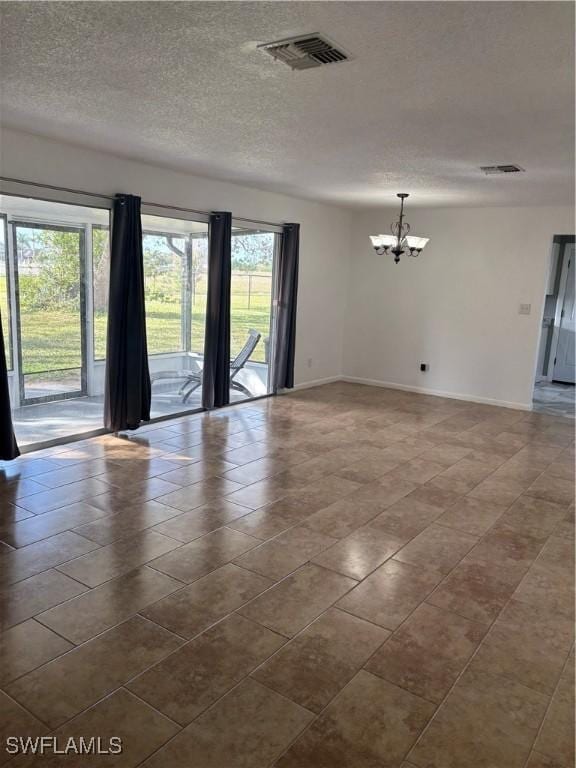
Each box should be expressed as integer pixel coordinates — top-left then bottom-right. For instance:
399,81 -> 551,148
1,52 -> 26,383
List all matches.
13,221 -> 87,404
553,243 -> 575,383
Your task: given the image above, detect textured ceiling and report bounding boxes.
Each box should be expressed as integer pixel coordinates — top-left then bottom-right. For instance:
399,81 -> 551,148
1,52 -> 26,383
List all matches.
0,1 -> 574,208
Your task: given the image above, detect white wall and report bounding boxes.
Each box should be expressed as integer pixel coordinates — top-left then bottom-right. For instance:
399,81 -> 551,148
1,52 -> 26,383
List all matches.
344,205 -> 574,409
0,128 -> 352,388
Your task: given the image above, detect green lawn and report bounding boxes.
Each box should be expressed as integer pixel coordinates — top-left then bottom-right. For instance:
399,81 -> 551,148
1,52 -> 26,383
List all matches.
1,274 -> 273,374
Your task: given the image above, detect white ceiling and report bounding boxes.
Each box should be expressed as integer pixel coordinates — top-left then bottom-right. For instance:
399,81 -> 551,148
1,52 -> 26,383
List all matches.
0,2 -> 573,209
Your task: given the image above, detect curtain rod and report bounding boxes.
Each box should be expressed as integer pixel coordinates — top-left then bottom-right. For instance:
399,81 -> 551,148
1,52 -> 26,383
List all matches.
0,176 -> 286,230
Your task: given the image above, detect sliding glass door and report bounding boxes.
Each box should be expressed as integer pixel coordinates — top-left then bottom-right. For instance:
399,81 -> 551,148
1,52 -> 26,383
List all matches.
13,222 -> 87,404
140,213 -> 209,418
0,192 -> 282,448
229,226 -> 278,402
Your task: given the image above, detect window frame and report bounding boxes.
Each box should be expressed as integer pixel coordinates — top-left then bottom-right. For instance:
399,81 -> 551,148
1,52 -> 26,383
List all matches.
0,213 -> 13,371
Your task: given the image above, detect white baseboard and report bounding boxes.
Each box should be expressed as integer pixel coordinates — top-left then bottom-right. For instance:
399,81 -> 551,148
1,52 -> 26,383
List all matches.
290,375 -> 343,392
339,375 -> 533,411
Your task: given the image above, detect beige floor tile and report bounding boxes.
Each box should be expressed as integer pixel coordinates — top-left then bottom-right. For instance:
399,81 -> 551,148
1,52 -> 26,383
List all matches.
0,569 -> 88,631
7,616 -> 182,728
277,670 -> 435,768
471,599 -> 574,695
147,527 -> 259,583
303,474 -> 362,499
495,495 -> 569,538
272,524 -> 339,554
406,484 -> 462,510
227,507 -> 297,540
97,456 -> 188,486
235,528 -> 337,581
386,458 -> 447,485
436,496 -> 506,536
222,457 -> 285,485
337,559 -> 443,630
358,475 -> 418,508
128,613 -> 285,725
12,689 -> 180,768
536,534 -> 574,573
0,531 -> 100,585
334,456 -> 399,484
37,566 -> 183,643
419,444 -> 473,466
141,563 -> 272,637
150,500 -> 249,542
0,690 -> 47,767
72,499 -> 184,545
427,557 -> 519,624
428,459 -> 495,495
0,619 -> 73,686
394,524 -> 477,574
87,477 -> 182,512
222,442 -> 274,465
365,603 -> 487,703
303,497 -> 384,539
311,526 -> 404,580
157,458 -> 238,486
368,496 -> 442,541
239,563 -> 356,637
253,607 -> 388,713
56,530 -> 181,587
513,561 -> 575,621
534,658 -> 575,767
0,501 -> 110,548
141,678 -> 313,768
31,459 -> 109,489
408,665 -> 550,768
526,474 -> 575,507
467,525 -> 546,579
12,478 -> 111,515
156,477 -> 245,512
468,476 -> 526,506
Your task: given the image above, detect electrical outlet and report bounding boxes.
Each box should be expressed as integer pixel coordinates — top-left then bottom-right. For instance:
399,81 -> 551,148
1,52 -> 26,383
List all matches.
518,303 -> 531,315
420,363 -> 428,372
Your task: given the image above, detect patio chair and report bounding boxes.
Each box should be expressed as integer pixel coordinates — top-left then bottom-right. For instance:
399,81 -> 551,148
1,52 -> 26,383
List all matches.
151,329 -> 262,404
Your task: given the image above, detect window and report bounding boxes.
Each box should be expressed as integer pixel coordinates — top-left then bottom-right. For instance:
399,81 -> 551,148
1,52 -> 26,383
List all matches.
141,213 -> 209,417
92,224 -> 110,360
143,229 -> 186,355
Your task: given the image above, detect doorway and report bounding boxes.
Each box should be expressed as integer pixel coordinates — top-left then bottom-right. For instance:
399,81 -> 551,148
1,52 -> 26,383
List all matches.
552,242 -> 575,383
533,236 -> 575,418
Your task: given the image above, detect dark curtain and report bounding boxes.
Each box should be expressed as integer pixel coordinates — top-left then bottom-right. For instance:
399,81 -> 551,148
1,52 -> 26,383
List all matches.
0,311 -> 19,460
202,212 -> 232,409
104,194 -> 151,431
273,223 -> 300,391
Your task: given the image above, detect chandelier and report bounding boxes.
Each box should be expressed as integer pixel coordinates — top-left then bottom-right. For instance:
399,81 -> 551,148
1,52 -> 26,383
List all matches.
369,193 -> 429,264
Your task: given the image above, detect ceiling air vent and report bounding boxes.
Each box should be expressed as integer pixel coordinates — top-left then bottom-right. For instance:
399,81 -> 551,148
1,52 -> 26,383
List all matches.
258,34 -> 349,71
480,164 -> 526,175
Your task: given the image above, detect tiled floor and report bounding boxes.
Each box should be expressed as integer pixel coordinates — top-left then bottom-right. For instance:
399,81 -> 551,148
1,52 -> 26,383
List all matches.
0,381 -> 574,767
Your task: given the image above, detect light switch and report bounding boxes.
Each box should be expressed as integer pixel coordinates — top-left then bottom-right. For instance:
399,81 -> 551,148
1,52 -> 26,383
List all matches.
518,303 -> 531,315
